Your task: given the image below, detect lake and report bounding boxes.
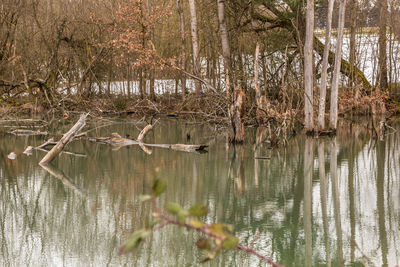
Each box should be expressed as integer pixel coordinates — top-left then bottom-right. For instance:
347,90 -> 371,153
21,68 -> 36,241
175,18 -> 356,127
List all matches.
0,118 -> 399,266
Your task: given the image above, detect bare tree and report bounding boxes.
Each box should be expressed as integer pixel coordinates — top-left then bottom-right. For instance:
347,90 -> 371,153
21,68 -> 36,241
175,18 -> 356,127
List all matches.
176,0 -> 186,99
304,0 -> 314,133
348,0 -> 357,87
254,42 -> 261,104
378,0 -> 388,89
188,0 -> 201,96
217,0 -> 232,95
329,0 -> 347,131
318,0 -> 335,131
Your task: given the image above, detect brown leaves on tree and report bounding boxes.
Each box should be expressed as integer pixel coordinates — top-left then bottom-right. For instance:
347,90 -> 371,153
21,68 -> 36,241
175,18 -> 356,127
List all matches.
108,0 -> 172,71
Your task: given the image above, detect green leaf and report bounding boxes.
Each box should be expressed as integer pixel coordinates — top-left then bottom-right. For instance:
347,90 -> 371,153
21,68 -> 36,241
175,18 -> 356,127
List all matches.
188,204 -> 208,217
166,203 -> 187,224
152,179 -> 166,196
118,229 -> 150,255
177,210 -> 187,224
208,223 -> 228,239
139,194 -> 152,202
221,236 -> 239,250
166,203 -> 184,215
189,219 -> 204,229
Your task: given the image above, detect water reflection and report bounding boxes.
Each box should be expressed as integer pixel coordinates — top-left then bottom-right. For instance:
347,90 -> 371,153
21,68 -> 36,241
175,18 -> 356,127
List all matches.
0,119 -> 400,266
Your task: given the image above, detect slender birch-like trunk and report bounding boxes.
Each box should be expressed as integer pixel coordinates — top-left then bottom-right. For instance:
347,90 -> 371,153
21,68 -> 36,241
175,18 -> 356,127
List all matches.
176,0 -> 186,99
378,0 -> 388,89
304,0 -> 314,133
217,0 -> 232,95
254,42 -> 261,104
188,0 -> 201,96
329,0 -> 347,131
317,0 -> 335,131
349,0 -> 357,87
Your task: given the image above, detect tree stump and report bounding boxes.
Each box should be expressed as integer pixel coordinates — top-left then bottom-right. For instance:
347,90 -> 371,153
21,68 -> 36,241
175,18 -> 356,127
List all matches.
229,88 -> 245,143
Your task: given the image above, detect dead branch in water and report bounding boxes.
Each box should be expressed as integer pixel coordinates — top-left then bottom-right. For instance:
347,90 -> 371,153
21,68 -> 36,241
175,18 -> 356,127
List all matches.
8,129 -> 48,136
89,123 -> 208,153
137,124 -> 153,142
24,138 -> 56,154
39,113 -> 89,165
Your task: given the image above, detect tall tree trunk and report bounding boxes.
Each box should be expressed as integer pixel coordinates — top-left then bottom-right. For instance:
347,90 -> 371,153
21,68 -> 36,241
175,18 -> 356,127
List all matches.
329,0 -> 347,131
176,0 -> 186,99
254,42 -> 261,103
304,0 -> 314,133
378,0 -> 388,89
217,0 -> 244,143
139,69 -> 145,99
127,65 -> 131,98
217,0 -> 232,95
188,0 -> 201,96
317,0 -> 335,131
149,70 -> 155,100
349,0 -> 357,87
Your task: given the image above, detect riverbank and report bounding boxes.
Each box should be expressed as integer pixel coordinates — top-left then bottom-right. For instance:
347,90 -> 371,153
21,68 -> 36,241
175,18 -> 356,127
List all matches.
1,86 -> 399,133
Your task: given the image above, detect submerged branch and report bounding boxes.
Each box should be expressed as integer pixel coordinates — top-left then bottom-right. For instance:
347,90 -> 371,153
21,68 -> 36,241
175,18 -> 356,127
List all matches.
39,113 -> 88,165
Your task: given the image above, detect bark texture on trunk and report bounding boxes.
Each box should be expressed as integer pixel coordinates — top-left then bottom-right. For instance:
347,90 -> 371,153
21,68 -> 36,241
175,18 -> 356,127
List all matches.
254,42 -> 261,103
188,0 -> 201,96
254,42 -> 269,123
317,0 -> 335,131
229,89 -> 245,143
217,0 -> 232,95
378,0 -> 388,89
304,0 -> 314,133
349,0 -> 357,87
176,0 -> 187,99
329,0 -> 347,131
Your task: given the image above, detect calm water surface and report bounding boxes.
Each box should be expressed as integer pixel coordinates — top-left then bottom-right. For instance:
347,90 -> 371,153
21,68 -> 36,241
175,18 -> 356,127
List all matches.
0,118 -> 399,266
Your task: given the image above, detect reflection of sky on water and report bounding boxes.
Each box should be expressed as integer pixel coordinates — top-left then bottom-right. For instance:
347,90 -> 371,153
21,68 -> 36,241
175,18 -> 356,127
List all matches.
0,120 -> 399,266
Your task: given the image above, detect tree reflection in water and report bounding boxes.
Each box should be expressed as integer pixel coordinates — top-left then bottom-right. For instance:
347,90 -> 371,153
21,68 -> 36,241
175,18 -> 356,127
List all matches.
0,119 -> 400,266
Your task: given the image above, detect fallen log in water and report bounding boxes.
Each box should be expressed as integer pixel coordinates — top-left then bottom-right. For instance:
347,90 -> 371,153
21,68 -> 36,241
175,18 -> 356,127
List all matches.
141,143 -> 208,152
39,113 -> 89,165
88,126 -> 208,153
9,129 -> 48,136
137,124 -> 153,142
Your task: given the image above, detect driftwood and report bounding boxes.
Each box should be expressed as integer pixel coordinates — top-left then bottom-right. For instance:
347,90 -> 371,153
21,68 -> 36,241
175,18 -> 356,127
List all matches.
24,138 -> 55,155
89,133 -> 207,153
137,124 -> 153,142
9,129 -> 48,136
24,136 -> 86,158
89,124 -> 208,153
139,143 -> 208,152
39,113 -> 88,165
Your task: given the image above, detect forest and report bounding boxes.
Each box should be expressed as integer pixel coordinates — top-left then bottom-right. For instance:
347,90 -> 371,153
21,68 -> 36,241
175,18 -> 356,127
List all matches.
1,0 -> 399,141
2,1 -> 400,266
